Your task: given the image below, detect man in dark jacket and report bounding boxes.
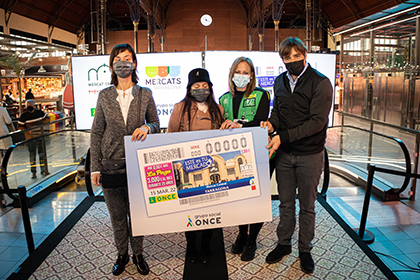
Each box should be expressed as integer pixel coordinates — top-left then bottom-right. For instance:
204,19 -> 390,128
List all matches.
17,100 -> 50,178
25,88 -> 35,100
261,37 -> 332,274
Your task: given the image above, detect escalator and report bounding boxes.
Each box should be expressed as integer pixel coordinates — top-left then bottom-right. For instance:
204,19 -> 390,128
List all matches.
1,118 -> 97,207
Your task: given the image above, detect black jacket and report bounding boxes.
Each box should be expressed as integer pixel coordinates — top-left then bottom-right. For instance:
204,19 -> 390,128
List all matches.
269,64 -> 333,155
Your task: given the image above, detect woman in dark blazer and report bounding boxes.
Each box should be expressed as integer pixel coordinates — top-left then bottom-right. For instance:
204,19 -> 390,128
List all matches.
90,43 -> 159,276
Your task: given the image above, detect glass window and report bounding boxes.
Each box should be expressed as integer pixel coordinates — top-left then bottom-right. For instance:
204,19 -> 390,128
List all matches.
183,169 -> 189,183
210,161 -> 219,173
193,173 -> 202,181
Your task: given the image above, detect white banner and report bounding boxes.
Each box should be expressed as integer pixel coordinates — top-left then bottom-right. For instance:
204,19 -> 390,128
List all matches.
72,51 -> 336,129
205,51 -> 336,127
71,52 -> 202,130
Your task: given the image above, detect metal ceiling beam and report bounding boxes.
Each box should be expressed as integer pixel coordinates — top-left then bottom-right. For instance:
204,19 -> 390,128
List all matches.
4,0 -> 20,27
13,0 -> 81,30
48,0 -> 77,37
339,0 -> 361,21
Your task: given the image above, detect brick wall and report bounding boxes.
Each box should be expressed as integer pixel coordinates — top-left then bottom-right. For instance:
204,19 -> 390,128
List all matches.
105,0 -> 319,54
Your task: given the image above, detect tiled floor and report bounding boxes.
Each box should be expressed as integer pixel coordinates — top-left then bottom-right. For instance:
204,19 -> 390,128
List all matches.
326,174 -> 420,280
0,182 -> 87,280
0,173 -> 419,279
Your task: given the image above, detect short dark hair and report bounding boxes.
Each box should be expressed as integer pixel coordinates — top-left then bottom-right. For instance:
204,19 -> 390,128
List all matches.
109,43 -> 138,86
279,37 -> 307,59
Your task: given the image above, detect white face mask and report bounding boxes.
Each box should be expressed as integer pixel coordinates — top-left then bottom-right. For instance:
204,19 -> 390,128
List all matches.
232,74 -> 251,89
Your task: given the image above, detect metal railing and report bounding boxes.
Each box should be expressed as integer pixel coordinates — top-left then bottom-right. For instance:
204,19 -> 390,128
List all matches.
0,117 -> 87,202
336,110 -> 419,200
0,116 -> 95,255
326,124 -> 412,201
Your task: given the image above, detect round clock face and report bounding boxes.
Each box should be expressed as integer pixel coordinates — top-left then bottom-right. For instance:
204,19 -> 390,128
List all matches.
200,14 -> 212,26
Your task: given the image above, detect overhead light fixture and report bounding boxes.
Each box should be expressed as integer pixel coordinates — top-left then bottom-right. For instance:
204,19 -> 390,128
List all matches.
334,4 -> 420,36
349,15 -> 420,37
38,65 -> 46,73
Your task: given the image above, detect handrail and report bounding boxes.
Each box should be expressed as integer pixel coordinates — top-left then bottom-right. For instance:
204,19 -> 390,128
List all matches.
319,148 -> 330,199
1,129 -> 91,201
85,148 -> 94,196
357,163 -> 420,243
337,110 -> 420,134
0,116 -> 75,141
329,125 -> 412,195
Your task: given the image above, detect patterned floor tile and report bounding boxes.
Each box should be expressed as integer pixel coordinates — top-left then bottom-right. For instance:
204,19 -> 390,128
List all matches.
27,200 -> 389,280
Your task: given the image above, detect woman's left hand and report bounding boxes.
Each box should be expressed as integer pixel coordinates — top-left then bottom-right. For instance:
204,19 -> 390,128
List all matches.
131,126 -> 149,141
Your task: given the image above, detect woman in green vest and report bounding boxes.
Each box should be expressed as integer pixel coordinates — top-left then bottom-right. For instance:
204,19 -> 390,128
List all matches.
219,57 -> 270,261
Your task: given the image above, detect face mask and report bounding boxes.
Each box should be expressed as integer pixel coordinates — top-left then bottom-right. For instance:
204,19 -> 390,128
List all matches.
191,88 -> 211,103
285,59 -> 305,76
113,61 -> 134,79
27,106 -> 34,112
232,74 -> 251,89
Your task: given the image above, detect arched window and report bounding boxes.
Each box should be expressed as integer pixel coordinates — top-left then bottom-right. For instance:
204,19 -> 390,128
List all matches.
210,161 -> 219,173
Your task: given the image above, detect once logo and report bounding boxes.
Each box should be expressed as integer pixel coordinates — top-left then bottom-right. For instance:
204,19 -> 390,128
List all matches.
186,215 -> 193,227
146,66 -> 181,78
194,217 -> 222,226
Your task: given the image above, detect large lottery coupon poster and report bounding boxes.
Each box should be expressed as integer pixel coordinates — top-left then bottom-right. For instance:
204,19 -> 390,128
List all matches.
125,127 -> 272,236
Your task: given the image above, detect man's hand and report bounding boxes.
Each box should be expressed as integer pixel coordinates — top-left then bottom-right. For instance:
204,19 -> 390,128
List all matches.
267,135 -> 281,158
92,173 -> 101,186
260,121 -> 274,134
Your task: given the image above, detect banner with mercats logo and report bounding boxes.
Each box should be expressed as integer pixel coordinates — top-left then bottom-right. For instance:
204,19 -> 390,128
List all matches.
71,52 -> 202,130
125,127 -> 272,236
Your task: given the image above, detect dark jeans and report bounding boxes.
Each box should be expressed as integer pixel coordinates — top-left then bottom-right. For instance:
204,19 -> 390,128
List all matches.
275,149 -> 323,252
28,139 -> 45,174
102,173 -> 143,256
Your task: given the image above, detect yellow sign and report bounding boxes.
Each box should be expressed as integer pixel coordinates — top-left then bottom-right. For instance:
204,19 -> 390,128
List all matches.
149,193 -> 177,204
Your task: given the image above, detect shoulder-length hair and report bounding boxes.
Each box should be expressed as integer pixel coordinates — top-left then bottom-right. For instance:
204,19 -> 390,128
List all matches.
180,83 -> 224,130
279,37 -> 307,60
109,43 -> 138,86
228,57 -> 257,98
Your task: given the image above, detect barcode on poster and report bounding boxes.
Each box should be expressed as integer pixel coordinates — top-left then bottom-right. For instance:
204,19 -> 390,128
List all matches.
143,147 -> 185,164
179,191 -> 229,205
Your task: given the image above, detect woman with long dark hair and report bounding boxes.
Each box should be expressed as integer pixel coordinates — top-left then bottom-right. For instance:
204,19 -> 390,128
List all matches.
91,43 -> 160,276
167,68 -> 224,263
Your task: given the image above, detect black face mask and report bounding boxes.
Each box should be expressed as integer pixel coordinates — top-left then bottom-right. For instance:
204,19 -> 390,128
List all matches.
191,88 -> 211,103
285,59 -> 305,76
27,106 -> 34,112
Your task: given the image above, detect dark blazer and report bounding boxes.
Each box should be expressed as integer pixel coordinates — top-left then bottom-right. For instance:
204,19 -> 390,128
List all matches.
90,85 -> 160,172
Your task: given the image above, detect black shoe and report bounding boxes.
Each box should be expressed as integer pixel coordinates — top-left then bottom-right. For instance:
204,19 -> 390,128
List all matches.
133,254 -> 149,275
31,173 -> 37,179
265,244 -> 292,264
186,243 -> 197,263
232,233 -> 247,254
112,254 -> 129,276
201,245 -> 211,264
241,241 -> 257,261
299,252 -> 314,274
